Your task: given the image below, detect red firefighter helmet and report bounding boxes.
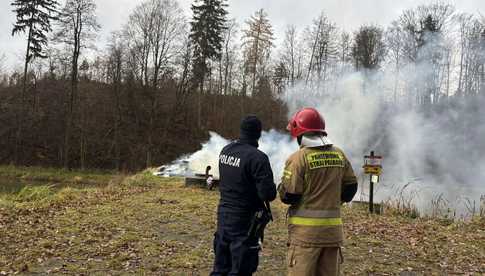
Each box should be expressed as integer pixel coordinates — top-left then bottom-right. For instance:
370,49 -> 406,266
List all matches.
287,108 -> 327,138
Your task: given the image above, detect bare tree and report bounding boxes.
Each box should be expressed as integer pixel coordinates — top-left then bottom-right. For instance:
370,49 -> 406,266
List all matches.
123,0 -> 186,88
123,0 -> 186,167
0,53 -> 6,76
175,34 -> 193,101
280,25 -> 304,86
304,12 -> 338,87
123,3 -> 152,87
106,32 -> 125,170
456,14 -> 485,96
385,22 -> 406,102
220,19 -> 238,95
336,31 -> 352,76
242,9 -> 274,94
55,0 -> 100,168
397,3 -> 454,62
480,17 -> 485,95
395,3 -> 455,105
0,53 -> 7,87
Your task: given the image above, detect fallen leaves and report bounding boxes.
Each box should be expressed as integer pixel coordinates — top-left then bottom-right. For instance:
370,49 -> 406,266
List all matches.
0,173 -> 484,275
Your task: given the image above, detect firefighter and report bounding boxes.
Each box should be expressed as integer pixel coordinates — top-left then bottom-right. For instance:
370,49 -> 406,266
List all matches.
278,108 -> 358,276
211,115 -> 277,276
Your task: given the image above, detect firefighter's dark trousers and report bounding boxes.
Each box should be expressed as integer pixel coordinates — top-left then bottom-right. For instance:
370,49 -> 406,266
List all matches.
210,211 -> 260,276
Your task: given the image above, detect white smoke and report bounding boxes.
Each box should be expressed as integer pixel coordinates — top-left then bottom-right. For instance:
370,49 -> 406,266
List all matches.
161,69 -> 483,218
258,129 -> 299,182
284,72 -> 382,163
283,63 -> 485,218
162,68 -> 484,217
177,130 -> 297,183
186,132 -> 228,176
175,73 -> 382,184
162,34 -> 484,219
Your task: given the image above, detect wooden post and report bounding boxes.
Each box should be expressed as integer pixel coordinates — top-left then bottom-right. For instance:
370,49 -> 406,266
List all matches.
480,195 -> 485,217
369,151 -> 374,214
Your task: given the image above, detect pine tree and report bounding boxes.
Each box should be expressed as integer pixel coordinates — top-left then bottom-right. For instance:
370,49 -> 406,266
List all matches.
12,0 -> 59,62
189,0 -> 227,128
11,0 -> 59,164
190,0 -> 227,89
351,25 -> 385,70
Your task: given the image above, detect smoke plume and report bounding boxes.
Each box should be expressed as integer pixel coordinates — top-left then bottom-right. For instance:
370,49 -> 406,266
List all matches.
164,33 -> 485,218
181,131 -> 297,183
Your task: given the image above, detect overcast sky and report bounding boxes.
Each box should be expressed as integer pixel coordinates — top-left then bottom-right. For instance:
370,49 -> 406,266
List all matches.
1,0 -> 484,70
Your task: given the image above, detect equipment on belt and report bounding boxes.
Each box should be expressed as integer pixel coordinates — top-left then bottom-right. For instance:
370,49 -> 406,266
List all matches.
247,201 -> 273,243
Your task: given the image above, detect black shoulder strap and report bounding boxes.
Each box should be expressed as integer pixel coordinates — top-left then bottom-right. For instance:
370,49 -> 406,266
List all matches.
264,201 -> 273,221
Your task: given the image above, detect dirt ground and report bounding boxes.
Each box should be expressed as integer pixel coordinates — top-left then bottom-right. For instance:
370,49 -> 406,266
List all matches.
0,170 -> 484,275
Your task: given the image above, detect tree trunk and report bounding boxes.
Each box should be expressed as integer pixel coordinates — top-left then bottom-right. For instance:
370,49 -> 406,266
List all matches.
114,73 -> 122,171
252,29 -> 260,94
306,24 -> 321,85
146,88 -> 156,168
15,23 -> 33,165
393,53 -> 400,104
198,75 -> 204,129
80,86 -> 86,170
65,29 -> 80,168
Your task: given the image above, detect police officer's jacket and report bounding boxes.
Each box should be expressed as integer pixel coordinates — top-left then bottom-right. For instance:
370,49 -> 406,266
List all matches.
218,139 -> 277,214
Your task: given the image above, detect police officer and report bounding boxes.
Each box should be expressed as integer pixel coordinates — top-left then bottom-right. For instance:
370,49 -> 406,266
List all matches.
211,115 -> 277,276
278,108 -> 358,276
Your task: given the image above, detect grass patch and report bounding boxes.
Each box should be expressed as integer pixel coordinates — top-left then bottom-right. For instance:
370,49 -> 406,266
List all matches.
0,165 -> 114,185
14,185 -> 56,202
383,201 -> 421,219
0,167 -> 484,275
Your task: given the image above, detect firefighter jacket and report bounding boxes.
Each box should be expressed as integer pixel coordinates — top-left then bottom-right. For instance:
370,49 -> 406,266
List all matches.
278,145 -> 357,247
218,139 -> 277,214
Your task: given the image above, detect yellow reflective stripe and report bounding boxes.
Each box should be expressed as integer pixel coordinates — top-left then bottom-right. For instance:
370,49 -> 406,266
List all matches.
288,217 -> 342,226
283,170 -> 293,180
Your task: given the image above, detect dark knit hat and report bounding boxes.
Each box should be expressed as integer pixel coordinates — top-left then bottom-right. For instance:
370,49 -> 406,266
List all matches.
240,115 -> 262,140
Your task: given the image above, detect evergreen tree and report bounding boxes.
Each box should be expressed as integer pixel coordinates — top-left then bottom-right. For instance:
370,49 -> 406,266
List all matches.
189,0 -> 227,128
12,0 -> 59,63
11,0 -> 59,164
351,25 -> 385,70
189,0 -> 227,90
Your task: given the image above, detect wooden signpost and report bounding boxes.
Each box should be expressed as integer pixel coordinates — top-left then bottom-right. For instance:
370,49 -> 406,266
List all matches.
481,195 -> 485,217
363,151 -> 383,214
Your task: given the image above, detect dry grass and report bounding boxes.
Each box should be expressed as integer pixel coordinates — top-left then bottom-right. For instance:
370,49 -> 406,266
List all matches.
0,170 -> 484,275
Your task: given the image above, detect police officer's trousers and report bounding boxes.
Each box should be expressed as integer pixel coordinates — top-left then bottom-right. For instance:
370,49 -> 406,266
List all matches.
210,211 -> 260,276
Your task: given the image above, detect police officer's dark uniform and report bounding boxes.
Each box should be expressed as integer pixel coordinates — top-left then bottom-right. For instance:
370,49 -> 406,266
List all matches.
211,116 -> 277,276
